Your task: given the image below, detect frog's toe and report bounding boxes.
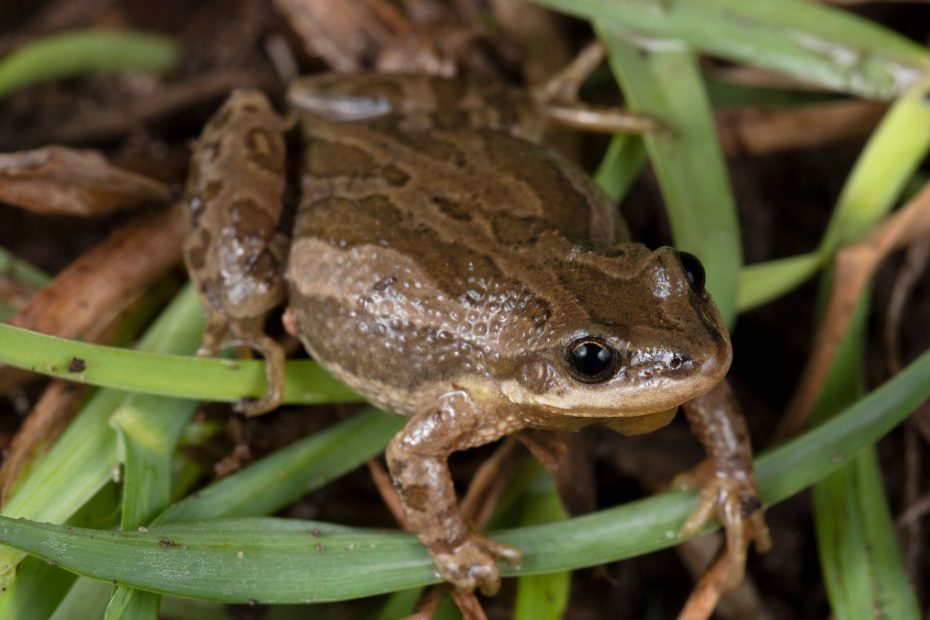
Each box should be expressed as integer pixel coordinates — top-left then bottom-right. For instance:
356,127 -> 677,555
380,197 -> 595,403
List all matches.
433,534 -> 521,595
234,392 -> 280,417
680,468 -> 771,591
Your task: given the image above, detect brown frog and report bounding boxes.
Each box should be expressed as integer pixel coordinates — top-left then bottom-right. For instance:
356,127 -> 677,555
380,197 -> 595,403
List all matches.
182,70 -> 770,598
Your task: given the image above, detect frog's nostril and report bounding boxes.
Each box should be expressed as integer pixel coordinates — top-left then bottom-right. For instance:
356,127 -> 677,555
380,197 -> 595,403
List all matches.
669,355 -> 684,370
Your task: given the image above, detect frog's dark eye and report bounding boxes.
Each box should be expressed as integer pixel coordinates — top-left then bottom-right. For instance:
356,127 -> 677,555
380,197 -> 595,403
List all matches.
564,338 -> 616,383
677,251 -> 705,294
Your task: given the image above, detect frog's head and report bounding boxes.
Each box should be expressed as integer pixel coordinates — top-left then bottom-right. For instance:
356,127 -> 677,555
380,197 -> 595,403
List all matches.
501,245 -> 731,433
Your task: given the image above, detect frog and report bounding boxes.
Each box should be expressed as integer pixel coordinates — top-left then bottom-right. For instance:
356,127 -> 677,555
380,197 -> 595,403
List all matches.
182,68 -> 771,598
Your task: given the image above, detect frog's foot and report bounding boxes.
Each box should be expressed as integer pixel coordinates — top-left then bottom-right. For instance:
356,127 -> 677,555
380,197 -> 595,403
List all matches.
676,460 -> 772,591
532,40 -> 670,137
431,533 -> 521,596
230,332 -> 285,416
199,319 -> 285,417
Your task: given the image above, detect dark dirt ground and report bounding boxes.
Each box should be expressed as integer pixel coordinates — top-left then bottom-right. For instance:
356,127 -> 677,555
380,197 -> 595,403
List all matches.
1,1 -> 930,619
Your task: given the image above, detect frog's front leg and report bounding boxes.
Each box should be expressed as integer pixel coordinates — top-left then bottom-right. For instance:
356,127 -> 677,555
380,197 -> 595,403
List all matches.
183,89 -> 290,416
386,391 -> 524,595
678,380 -> 772,590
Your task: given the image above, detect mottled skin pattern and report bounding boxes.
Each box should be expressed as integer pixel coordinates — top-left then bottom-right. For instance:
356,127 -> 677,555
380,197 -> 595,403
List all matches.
183,91 -> 288,415
184,74 -> 769,597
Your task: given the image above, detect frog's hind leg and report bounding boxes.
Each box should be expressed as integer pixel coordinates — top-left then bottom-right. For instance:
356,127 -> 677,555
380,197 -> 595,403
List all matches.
199,315 -> 286,417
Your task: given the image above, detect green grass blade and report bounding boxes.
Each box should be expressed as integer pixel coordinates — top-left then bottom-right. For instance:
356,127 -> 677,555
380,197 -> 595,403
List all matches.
0,286 -> 204,588
103,589 -> 159,620
807,292 -> 919,618
814,450 -> 920,619
599,28 -> 741,323
0,247 -> 50,322
0,557 -> 76,620
0,323 -> 360,404
0,247 -> 50,288
514,465 -> 570,620
2,345 -> 929,602
593,134 -> 647,203
820,76 -> 930,253
532,0 -> 930,99
107,390 -> 202,617
153,409 -> 403,524
739,77 -> 930,312
737,251 -> 824,312
50,578 -> 113,620
0,482 -> 120,620
114,397 -> 200,530
0,30 -> 180,99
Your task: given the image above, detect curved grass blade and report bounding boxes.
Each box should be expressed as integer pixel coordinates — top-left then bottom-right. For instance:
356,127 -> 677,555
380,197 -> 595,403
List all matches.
737,251 -> 824,312
820,75 -> 930,254
0,247 -> 50,289
153,409 -> 403,525
593,134 -> 647,203
0,248 -> 49,321
531,0 -> 930,100
514,464 -> 570,620
0,481 -> 121,620
0,286 -> 204,590
2,345 -> 929,603
598,27 -> 741,324
106,390 -> 202,617
0,323 -> 360,405
738,75 -> 930,312
0,30 -> 179,99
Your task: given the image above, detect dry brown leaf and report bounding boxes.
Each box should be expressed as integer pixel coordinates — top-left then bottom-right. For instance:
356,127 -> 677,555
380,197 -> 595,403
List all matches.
716,100 -> 886,157
0,146 -> 170,216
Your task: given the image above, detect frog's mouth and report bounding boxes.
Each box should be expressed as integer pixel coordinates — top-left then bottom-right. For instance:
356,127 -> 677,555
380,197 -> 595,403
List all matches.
500,343 -> 730,418
500,368 -> 723,418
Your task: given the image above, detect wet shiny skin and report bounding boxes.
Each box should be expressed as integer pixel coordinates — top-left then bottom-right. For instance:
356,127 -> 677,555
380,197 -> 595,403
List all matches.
183,74 -> 757,595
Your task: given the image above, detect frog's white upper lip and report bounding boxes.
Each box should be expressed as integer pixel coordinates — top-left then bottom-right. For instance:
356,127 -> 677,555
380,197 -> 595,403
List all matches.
499,371 -> 723,417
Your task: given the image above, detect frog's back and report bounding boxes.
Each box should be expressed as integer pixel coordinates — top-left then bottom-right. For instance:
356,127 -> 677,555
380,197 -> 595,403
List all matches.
286,115 -> 622,415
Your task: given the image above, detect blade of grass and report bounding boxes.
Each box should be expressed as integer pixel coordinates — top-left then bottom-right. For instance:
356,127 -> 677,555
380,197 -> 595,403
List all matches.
106,394 -> 202,618
152,409 -> 403,524
598,27 -> 742,324
514,464 -> 570,620
806,292 -> 916,618
820,76 -> 930,254
593,134 -> 647,204
0,247 -> 50,288
49,578 -> 113,620
531,0 -> 930,100
0,30 -> 180,99
0,323 -> 360,404
0,285 -> 204,590
1,344 -> 929,602
737,75 -> 930,312
0,248 -> 50,321
737,251 -> 824,312
803,78 -> 929,614
0,482 -> 120,620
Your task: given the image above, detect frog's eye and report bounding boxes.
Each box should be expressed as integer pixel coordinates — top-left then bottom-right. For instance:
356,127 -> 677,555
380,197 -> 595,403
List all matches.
677,251 -> 705,294
564,338 -> 617,383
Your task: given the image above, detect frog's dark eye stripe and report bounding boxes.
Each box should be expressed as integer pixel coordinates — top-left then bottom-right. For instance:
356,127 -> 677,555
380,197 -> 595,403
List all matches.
564,337 -> 616,383
677,251 -> 706,294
